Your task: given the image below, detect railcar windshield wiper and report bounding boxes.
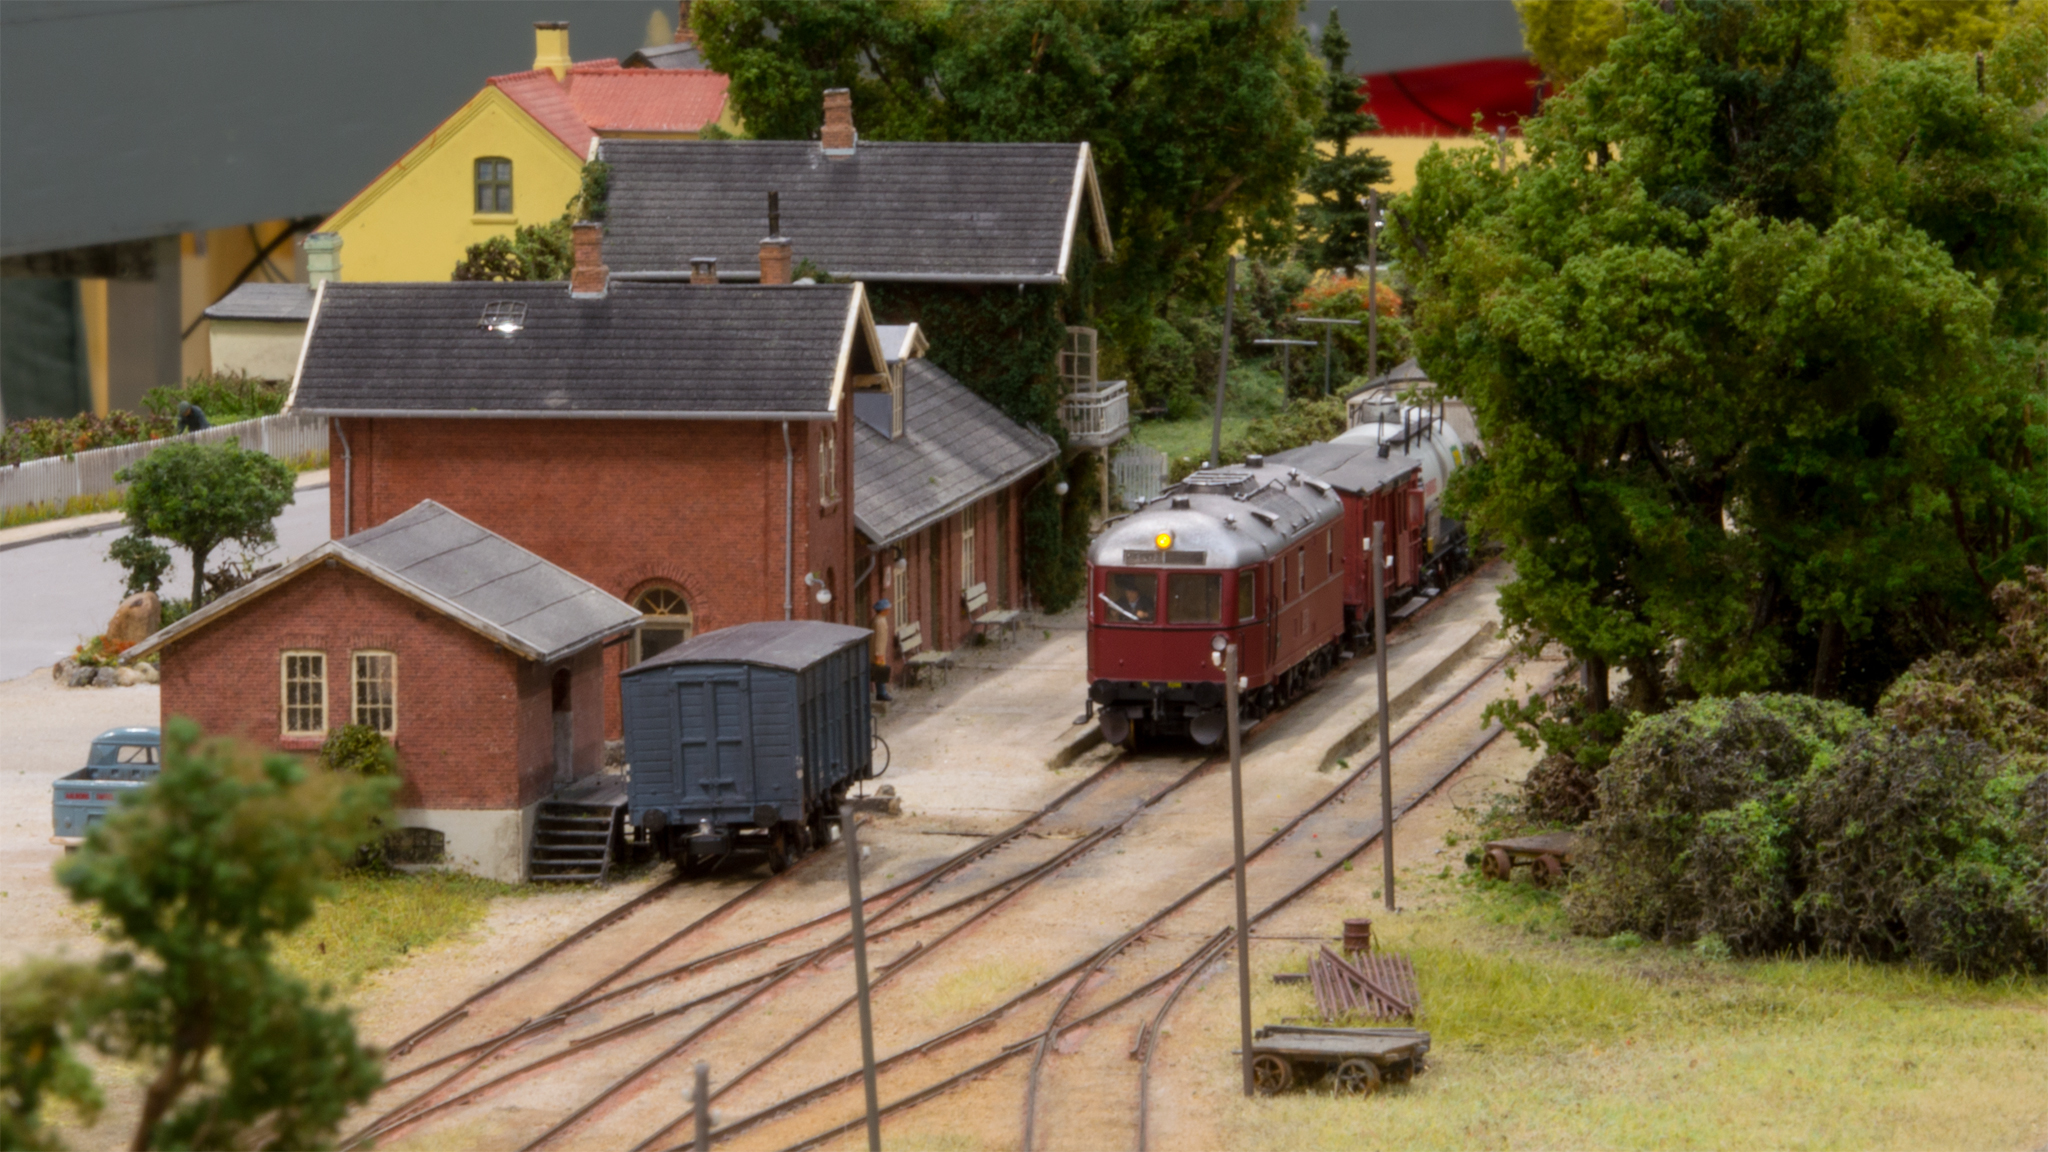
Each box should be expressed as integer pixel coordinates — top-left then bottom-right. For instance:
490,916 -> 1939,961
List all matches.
1098,593 -> 1142,622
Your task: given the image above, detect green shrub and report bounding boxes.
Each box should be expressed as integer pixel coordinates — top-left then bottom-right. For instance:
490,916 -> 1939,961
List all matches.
319,725 -> 397,778
1166,397 -> 1348,481
141,372 -> 288,424
107,532 -> 173,596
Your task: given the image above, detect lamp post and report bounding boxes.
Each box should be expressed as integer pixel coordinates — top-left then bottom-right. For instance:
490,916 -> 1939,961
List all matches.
1294,316 -> 1361,396
1252,338 -> 1316,409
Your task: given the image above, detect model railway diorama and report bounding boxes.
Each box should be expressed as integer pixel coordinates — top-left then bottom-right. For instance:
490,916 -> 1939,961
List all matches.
1085,395 -> 1473,747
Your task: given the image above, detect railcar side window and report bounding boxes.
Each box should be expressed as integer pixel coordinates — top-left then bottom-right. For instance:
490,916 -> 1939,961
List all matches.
1279,555 -> 1289,602
1327,529 -> 1336,574
1298,547 -> 1308,595
1167,573 -> 1222,624
1104,572 -> 1157,622
1237,569 -> 1256,621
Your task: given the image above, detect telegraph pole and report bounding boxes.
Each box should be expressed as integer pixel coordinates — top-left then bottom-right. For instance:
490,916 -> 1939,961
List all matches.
841,806 -> 882,1151
1209,256 -> 1238,470
1294,316 -> 1361,396
1224,644 -> 1254,1095
1372,522 -> 1395,911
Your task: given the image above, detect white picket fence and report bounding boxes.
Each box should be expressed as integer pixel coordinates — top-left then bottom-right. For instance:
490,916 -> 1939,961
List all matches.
1,412 -> 328,514
1111,442 -> 1168,510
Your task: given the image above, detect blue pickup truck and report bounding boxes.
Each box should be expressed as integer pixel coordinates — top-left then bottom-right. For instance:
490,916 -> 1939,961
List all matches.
51,727 -> 161,848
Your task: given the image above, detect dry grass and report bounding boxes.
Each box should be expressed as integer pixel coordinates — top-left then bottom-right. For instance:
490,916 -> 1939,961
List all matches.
919,957 -> 1047,1019
275,869 -> 525,991
1188,873 -> 2048,1151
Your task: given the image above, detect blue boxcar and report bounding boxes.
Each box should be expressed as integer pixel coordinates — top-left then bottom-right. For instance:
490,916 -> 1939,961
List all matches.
621,621 -> 872,873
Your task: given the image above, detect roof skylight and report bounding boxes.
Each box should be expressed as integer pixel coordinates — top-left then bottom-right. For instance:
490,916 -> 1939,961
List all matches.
479,301 -> 527,335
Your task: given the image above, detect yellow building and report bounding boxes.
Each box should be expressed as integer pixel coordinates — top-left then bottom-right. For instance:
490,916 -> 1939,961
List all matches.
320,22 -> 734,283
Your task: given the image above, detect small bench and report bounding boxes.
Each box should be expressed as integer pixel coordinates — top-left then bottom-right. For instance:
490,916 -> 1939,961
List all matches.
896,621 -> 952,686
963,582 -> 1024,644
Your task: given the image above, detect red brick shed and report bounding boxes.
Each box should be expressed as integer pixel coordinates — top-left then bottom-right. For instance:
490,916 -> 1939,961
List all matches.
126,500 -> 640,880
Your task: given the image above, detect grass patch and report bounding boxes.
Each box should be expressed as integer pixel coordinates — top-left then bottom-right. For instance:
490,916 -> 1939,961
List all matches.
275,869 -> 524,990
1133,414 -> 1255,469
919,957 -> 1044,1019
1206,871 -> 2048,1151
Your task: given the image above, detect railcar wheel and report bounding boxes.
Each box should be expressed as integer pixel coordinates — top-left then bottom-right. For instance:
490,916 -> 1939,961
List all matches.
1333,1059 -> 1381,1096
1252,1054 -> 1292,1096
1482,847 -> 1513,882
1530,853 -> 1565,888
767,825 -> 795,874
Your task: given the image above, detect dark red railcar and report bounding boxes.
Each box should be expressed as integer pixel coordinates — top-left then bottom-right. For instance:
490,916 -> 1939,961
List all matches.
1085,452 -> 1423,747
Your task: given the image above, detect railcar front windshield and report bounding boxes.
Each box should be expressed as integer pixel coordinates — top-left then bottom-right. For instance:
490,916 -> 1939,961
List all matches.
1167,572 -> 1222,623
1102,572 -> 1158,623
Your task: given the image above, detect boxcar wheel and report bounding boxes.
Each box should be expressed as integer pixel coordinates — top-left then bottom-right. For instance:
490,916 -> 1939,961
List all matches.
1333,1059 -> 1381,1096
767,826 -> 795,874
1482,847 -> 1513,881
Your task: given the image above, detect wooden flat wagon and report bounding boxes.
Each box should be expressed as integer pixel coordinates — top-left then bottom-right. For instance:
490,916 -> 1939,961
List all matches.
1479,831 -> 1582,887
1249,1025 -> 1430,1096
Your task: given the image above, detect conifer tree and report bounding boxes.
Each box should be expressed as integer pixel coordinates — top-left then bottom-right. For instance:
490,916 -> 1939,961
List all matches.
1298,11 -> 1392,273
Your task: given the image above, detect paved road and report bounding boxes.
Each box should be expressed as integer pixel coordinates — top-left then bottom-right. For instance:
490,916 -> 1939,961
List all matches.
0,487 -> 331,682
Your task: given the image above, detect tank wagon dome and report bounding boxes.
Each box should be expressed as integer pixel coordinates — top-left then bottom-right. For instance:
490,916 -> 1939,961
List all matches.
621,620 -> 870,675
1090,460 -> 1343,569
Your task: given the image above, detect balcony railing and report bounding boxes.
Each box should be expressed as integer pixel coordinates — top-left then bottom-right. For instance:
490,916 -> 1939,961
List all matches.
1060,379 -> 1129,449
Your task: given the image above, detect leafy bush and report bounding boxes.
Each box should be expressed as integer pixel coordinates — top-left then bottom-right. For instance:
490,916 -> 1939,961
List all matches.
0,374 -> 289,466
319,725 -> 397,778
452,218 -> 572,281
72,635 -> 132,669
107,533 -> 173,596
1877,566 -> 2048,777
1166,397 -> 1347,481
141,372 -> 288,424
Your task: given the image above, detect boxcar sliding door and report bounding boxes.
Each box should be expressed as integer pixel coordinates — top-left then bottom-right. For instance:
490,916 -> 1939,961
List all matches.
673,671 -> 752,814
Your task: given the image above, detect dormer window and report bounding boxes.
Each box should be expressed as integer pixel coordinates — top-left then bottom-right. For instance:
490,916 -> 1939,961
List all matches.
479,301 -> 526,335
475,158 -> 513,213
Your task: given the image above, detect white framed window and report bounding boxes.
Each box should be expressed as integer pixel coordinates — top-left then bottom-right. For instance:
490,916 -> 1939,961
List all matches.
282,651 -> 326,736
1060,326 -> 1097,391
960,503 -> 977,591
818,426 -> 840,506
633,585 -> 693,664
353,651 -> 396,735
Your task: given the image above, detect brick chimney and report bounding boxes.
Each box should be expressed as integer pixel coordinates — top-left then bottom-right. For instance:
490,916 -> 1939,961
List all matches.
570,222 -> 608,296
533,21 -> 571,81
675,0 -> 694,43
690,257 -> 718,285
821,88 -> 855,157
759,192 -> 791,285
303,232 -> 342,286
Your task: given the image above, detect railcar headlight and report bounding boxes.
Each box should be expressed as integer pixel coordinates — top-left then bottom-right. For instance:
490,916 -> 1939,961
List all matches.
1211,633 -> 1229,653
1154,531 -> 1173,549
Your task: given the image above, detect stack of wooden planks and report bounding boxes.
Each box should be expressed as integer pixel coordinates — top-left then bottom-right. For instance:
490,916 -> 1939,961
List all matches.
1309,945 -> 1419,1021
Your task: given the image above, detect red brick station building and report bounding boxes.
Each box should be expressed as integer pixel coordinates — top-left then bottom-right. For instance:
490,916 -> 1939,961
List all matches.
135,100 -> 1094,879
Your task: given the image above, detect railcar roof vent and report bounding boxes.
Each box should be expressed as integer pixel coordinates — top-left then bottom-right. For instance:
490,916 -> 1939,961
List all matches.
1170,496 -> 1192,509
1180,469 -> 1255,496
1249,509 -> 1278,527
1245,454 -> 1265,468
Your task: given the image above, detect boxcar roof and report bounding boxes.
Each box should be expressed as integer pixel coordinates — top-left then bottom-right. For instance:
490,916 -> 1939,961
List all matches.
623,621 -> 870,675
1266,442 -> 1421,496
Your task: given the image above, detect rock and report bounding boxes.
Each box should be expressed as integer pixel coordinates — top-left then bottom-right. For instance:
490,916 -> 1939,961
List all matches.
116,666 -> 142,687
66,665 -> 98,688
604,740 -> 627,768
52,657 -> 77,682
105,591 -> 161,646
138,662 -> 160,684
93,666 -> 121,688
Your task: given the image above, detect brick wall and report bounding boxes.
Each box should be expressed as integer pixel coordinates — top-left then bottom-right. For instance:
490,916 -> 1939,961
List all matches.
159,563 -> 599,812
331,412 -> 858,732
853,480 -> 1032,671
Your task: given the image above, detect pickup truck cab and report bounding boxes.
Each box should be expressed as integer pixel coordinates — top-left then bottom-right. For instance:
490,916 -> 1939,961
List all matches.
51,726 -> 161,848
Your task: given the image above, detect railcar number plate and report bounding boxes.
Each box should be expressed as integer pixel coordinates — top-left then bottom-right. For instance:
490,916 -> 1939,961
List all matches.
1122,549 -> 1208,565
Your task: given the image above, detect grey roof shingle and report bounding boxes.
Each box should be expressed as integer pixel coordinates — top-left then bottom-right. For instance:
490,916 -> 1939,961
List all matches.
126,500 -> 638,664
203,282 -> 316,322
289,280 -> 865,417
853,358 -> 1058,545
599,139 -> 1108,282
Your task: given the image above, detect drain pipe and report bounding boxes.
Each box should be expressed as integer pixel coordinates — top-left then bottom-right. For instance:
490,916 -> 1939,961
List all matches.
334,418 -> 353,536
782,421 -> 794,620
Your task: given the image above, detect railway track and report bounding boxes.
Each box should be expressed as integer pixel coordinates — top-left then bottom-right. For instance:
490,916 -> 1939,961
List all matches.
343,569 -> 1517,1152
716,653 -> 1538,1152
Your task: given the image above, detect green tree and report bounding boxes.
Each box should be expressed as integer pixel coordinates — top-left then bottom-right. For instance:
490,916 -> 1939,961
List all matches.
451,218 -> 572,282
115,442 -> 295,610
1297,11 -> 1392,272
107,532 -> 173,597
2,961 -> 107,1151
1399,0 -> 2047,713
14,720 -> 395,1149
693,0 -> 1324,340
1513,0 -> 1629,86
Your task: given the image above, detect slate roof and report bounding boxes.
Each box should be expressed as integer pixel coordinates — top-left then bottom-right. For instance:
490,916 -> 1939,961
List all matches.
599,139 -> 1111,282
490,60 -> 728,155
126,500 -> 639,664
623,620 -> 870,675
853,358 -> 1059,545
289,280 -> 876,419
203,283 -> 316,323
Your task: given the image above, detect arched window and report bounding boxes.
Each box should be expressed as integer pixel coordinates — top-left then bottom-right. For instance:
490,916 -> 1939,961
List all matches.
633,585 -> 692,664
475,157 -> 513,213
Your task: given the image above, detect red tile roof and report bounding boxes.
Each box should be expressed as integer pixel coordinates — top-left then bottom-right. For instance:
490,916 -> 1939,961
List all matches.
490,59 -> 727,155
1357,57 -> 1544,136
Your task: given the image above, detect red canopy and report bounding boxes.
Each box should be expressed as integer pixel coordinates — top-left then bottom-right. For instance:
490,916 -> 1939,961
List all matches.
1358,56 -> 1545,136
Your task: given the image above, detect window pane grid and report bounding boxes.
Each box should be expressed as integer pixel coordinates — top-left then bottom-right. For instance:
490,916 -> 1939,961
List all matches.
1167,573 -> 1222,624
474,158 -> 512,213
283,652 -> 325,734
354,652 -> 396,734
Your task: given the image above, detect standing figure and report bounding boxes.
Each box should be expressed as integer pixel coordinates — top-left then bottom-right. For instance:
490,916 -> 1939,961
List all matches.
175,402 -> 211,433
870,598 -> 894,702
